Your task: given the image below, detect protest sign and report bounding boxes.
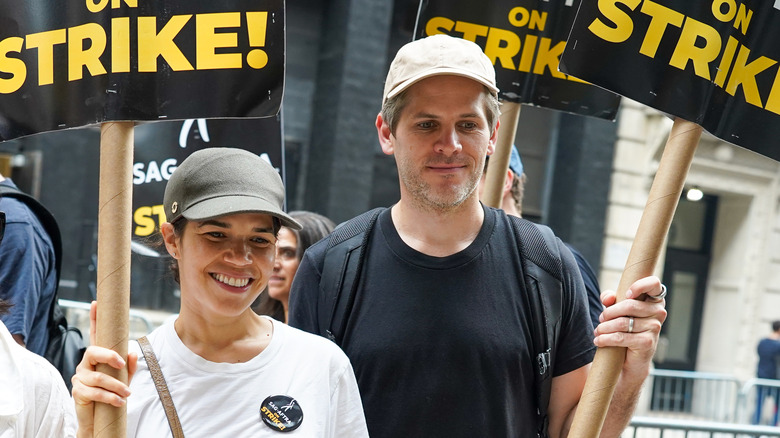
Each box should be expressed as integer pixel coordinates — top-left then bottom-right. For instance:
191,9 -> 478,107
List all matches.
557,1 -> 780,434
131,117 -> 284,240
0,0 -> 284,141
416,0 -> 621,119
560,0 -> 780,159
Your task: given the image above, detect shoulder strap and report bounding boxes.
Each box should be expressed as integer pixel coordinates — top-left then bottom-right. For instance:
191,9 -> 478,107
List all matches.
138,337 -> 185,438
318,207 -> 384,344
509,216 -> 564,438
0,185 -> 64,329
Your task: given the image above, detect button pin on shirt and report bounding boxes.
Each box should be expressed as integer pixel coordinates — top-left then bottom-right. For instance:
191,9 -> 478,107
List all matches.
260,395 -> 304,432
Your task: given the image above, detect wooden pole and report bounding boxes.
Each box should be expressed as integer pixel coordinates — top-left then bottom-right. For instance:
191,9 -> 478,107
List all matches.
93,121 -> 134,438
568,118 -> 702,437
483,102 -> 521,208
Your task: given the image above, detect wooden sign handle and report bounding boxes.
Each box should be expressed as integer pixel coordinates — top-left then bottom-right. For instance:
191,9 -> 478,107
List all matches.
94,121 -> 134,438
568,118 -> 702,436
483,102 -> 521,208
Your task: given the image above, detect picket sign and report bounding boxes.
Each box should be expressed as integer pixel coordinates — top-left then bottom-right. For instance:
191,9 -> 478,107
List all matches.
569,118 -> 703,436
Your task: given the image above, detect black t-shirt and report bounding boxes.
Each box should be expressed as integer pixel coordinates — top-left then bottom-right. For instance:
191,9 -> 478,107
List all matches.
289,206 -> 596,437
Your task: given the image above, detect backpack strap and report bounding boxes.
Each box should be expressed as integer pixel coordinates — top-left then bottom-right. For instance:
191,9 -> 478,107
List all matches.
0,185 -> 64,330
318,207 -> 384,344
510,216 -> 564,438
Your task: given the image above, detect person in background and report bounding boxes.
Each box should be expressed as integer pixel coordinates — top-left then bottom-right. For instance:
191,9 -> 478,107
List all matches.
0,172 -> 57,355
754,320 -> 780,425
0,209 -> 76,438
480,146 -> 603,328
289,34 -> 667,437
71,148 -> 368,437
255,211 -> 336,323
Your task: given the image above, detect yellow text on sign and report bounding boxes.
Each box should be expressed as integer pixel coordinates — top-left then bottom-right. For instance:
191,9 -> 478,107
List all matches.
0,11 -> 270,94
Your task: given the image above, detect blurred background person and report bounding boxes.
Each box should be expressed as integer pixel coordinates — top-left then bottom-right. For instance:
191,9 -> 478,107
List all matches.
0,172 -> 58,354
0,210 -> 76,437
256,211 -> 336,323
754,320 -> 780,425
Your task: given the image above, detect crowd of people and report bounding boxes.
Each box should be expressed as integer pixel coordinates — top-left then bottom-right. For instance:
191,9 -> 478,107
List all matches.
5,32 -> 774,437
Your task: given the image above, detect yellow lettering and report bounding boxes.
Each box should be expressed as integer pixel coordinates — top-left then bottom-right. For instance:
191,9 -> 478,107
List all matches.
425,16 -> 454,36
138,15 -> 194,72
669,17 -> 721,80
529,10 -> 547,31
68,23 -> 107,81
112,17 -> 131,72
711,0 -> 737,23
714,36 -> 739,88
533,38 -> 566,79
134,206 -> 156,237
638,0 -> 684,58
453,21 -> 488,43
86,0 -> 108,13
484,27 -> 520,70
196,12 -> 241,70
25,29 -> 67,86
733,4 -> 752,35
765,67 -> 780,115
508,7 -> 530,28
725,45 -> 777,108
588,0 -> 642,43
518,34 -> 537,73
0,37 -> 26,94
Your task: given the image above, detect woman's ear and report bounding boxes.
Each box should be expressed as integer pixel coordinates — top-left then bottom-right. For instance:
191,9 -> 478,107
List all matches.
161,222 -> 179,258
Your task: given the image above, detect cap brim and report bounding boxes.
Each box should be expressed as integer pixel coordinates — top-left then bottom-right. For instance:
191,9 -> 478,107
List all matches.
385,68 -> 499,103
181,195 -> 303,230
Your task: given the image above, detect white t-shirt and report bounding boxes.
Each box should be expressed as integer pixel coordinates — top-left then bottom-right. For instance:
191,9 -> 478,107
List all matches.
0,322 -> 77,438
127,317 -> 368,437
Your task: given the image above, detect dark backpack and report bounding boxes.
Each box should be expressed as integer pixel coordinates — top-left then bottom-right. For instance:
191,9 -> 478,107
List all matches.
0,185 -> 85,390
318,208 -> 563,438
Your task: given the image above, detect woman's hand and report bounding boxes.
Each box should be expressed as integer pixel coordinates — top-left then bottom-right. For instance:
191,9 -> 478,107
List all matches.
70,301 -> 138,437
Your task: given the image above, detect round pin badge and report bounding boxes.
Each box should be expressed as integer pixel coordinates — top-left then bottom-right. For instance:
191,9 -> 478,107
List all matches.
259,395 -> 304,432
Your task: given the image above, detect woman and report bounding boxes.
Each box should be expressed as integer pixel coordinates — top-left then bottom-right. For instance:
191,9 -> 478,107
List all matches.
71,148 -> 368,437
257,211 -> 335,322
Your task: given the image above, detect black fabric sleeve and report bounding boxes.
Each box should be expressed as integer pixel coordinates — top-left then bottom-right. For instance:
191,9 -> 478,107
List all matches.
287,239 -> 327,335
552,238 -> 597,377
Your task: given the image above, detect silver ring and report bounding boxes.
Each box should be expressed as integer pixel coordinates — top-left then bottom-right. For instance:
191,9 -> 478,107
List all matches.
647,284 -> 667,302
628,316 -> 634,334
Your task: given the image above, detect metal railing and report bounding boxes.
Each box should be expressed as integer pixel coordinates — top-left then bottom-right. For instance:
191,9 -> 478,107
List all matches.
646,369 -> 743,423
627,416 -> 780,437
58,298 -> 155,340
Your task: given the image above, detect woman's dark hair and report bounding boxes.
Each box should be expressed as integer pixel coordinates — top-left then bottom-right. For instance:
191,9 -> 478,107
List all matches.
254,211 -> 336,321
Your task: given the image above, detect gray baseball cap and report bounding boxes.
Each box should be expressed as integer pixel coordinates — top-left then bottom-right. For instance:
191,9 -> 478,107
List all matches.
163,148 -> 302,230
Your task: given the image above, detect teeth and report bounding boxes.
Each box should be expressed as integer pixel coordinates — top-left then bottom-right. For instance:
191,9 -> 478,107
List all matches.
214,273 -> 250,287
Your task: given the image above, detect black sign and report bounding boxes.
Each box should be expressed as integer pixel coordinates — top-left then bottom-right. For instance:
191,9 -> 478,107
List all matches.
132,117 -> 284,243
561,0 -> 780,160
416,0 -> 621,119
0,0 -> 284,141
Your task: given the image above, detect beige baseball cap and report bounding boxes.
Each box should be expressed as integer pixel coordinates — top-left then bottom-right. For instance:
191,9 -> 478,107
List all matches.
382,34 -> 499,104
163,147 -> 302,230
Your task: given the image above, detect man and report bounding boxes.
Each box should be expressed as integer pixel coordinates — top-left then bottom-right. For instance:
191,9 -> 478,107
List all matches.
754,320 -> 780,425
289,34 -> 667,437
0,172 -> 57,355
481,146 -> 604,328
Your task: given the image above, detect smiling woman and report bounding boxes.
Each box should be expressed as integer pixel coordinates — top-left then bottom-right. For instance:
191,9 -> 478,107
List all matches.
71,148 -> 368,438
